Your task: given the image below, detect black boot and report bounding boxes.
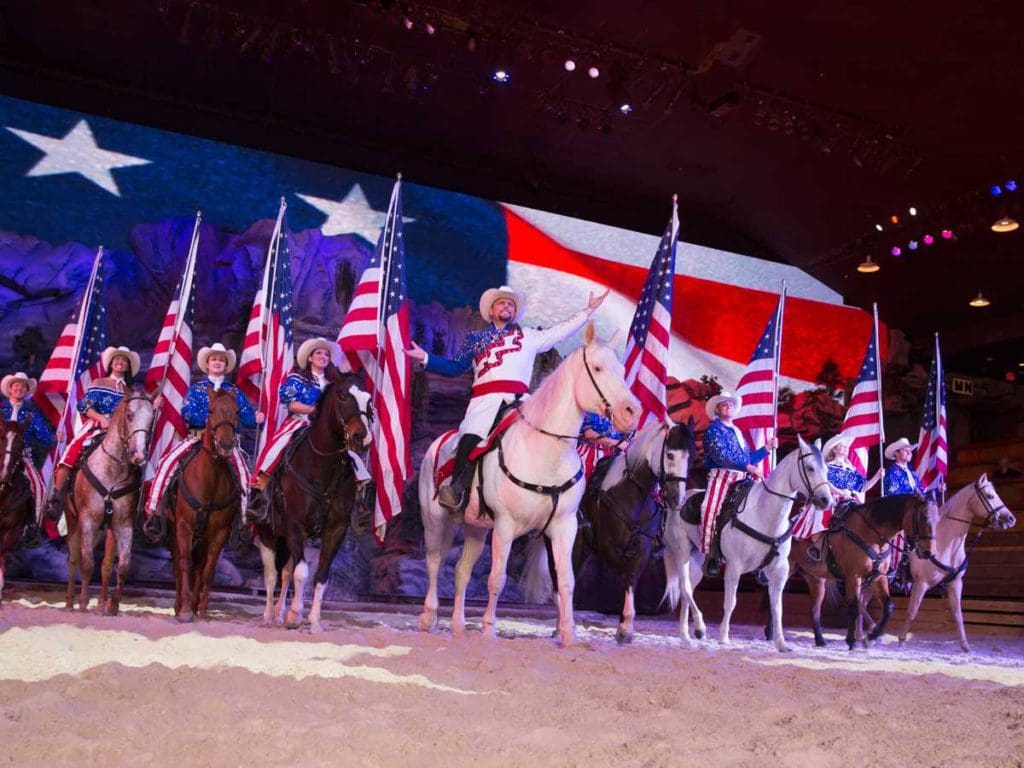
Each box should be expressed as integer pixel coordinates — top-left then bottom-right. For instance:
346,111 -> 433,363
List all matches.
439,434 -> 480,512
357,479 -> 376,513
246,486 -> 269,525
22,521 -> 43,549
142,513 -> 164,543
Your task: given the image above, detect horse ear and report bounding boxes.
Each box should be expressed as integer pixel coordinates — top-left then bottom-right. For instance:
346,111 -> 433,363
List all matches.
796,433 -> 808,450
979,472 -> 988,483
813,437 -> 822,451
583,321 -> 596,346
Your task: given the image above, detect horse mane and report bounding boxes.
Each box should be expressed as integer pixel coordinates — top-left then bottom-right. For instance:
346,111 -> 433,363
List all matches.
941,481 -> 977,518
866,494 -> 924,526
625,421 -> 665,474
519,345 -> 581,424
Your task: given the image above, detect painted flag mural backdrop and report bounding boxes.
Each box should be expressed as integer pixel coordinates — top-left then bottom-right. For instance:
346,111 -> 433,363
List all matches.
840,325 -> 884,476
733,292 -> 784,476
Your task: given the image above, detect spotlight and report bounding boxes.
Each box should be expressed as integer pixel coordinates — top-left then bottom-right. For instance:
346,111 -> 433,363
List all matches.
424,21 -> 436,35
992,217 -> 1020,232
909,206 -> 917,216
1006,180 -> 1018,192
564,58 -> 576,72
908,240 -> 919,250
875,223 -> 883,232
891,246 -> 902,256
941,229 -> 953,239
619,102 -> 633,115
923,234 -> 935,245
890,215 -> 899,224
588,65 -> 600,79
857,255 -> 880,273
969,292 -> 990,308
403,16 -> 414,30
493,69 -> 510,83
990,184 -> 1003,196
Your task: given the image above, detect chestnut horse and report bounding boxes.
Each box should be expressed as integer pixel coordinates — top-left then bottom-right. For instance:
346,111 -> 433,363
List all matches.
165,389 -> 241,622
787,493 -> 940,649
255,377 -> 372,632
0,421 -> 32,604
573,419 -> 694,644
64,391 -> 154,614
898,475 -> 1016,652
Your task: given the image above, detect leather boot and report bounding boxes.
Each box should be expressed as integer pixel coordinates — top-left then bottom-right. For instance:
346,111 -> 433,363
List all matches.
43,466 -> 70,521
245,486 -> 269,525
439,434 -> 480,512
142,512 -> 164,543
22,521 -> 43,549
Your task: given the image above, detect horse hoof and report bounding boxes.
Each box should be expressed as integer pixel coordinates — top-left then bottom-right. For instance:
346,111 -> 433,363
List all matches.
960,643 -> 972,653
176,613 -> 195,624
417,613 -> 436,633
309,621 -> 324,635
815,637 -> 827,648
775,644 -> 792,654
694,628 -> 705,640
557,632 -> 574,648
615,630 -> 633,645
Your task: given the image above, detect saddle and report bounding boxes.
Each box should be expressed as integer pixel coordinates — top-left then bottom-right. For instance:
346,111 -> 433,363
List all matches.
680,478 -> 754,555
434,401 -> 521,491
581,453 -> 617,508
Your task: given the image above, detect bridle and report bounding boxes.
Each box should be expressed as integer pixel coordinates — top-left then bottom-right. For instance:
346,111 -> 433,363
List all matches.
308,387 -> 370,457
760,447 -> 830,506
946,478 -> 1012,529
100,394 -> 153,466
582,346 -> 614,421
0,426 -> 24,489
903,496 -> 937,558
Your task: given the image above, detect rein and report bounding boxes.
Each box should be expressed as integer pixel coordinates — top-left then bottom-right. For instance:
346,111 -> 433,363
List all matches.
925,480 -> 1006,587
496,437 -> 583,537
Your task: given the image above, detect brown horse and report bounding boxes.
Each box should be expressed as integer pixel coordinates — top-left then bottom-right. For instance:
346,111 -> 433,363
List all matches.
0,421 -> 32,604
571,419 -> 694,644
788,493 -> 940,649
164,389 -> 240,622
64,391 -> 154,614
255,376 -> 371,632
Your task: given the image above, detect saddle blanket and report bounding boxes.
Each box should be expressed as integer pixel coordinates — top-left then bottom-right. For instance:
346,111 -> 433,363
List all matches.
700,469 -> 746,554
432,409 -> 521,494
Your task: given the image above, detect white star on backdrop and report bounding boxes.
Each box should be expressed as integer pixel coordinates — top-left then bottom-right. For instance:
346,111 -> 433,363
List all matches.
296,184 -> 414,242
5,119 -> 151,196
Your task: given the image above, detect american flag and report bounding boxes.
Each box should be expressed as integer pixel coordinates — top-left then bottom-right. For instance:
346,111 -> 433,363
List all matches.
623,197 -> 678,427
35,246 -> 108,484
914,334 -> 947,491
733,288 -> 785,475
238,199 -> 294,459
840,309 -> 883,476
337,177 -> 412,542
144,213 -> 200,478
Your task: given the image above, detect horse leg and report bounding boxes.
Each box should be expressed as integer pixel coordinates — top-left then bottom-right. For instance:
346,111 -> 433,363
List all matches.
548,525 -> 577,648
307,523 -> 346,634
686,555 -> 707,641
867,577 -> 894,643
99,528 -> 115,613
805,573 -> 828,647
946,577 -> 971,653
175,513 -> 196,623
845,576 -> 863,650
765,558 -> 791,653
617,584 -> 636,645
256,536 -> 278,625
64,522 -> 79,610
197,524 -> 230,621
452,526 -> 487,638
898,574 -> 929,646
285,531 -> 309,629
481,523 -> 515,640
418,500 -> 454,633
719,560 -> 741,645
77,520 -> 98,612
108,520 -> 133,617
276,556 -> 294,624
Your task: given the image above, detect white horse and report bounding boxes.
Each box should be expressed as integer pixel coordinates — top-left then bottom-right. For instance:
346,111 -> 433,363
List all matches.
417,323 -> 640,646
898,474 -> 1017,652
662,435 -> 833,651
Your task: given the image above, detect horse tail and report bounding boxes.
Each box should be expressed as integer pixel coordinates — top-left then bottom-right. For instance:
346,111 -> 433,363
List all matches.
661,546 -> 682,611
521,535 -> 553,604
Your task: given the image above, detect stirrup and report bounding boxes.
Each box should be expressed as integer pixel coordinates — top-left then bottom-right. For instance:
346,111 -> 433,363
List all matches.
22,522 -> 43,549
43,493 -> 65,522
704,557 -> 722,578
245,488 -> 269,524
142,514 -> 164,543
438,484 -> 465,512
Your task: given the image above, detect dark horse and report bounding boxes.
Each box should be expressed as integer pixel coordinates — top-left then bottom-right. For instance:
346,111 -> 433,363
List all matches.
0,421 -> 32,604
255,376 -> 371,632
785,493 -> 940,649
164,389 -> 241,622
571,419 -> 694,644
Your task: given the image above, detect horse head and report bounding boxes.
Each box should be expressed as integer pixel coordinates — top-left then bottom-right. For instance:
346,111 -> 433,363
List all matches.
577,322 -> 640,434
972,473 -> 1017,530
786,434 -> 833,510
120,390 -> 156,466
0,420 -> 27,486
318,378 -> 372,452
652,419 -> 694,511
206,389 -> 239,459
906,493 -> 941,559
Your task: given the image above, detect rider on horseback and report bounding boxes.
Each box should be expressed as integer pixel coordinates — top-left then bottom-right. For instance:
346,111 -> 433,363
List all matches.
246,337 -> 374,524
576,411 -> 632,529
404,285 -> 608,514
883,437 -> 932,495
43,346 -> 151,524
142,343 -> 260,539
1,371 -> 54,547
700,391 -> 777,577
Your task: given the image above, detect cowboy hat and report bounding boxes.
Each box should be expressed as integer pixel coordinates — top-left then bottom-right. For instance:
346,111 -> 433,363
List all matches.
705,391 -> 742,421
884,437 -> 917,461
1,372 -> 37,398
479,285 -> 527,323
822,433 -> 855,462
197,343 -> 237,374
297,337 -> 342,370
101,346 -> 141,377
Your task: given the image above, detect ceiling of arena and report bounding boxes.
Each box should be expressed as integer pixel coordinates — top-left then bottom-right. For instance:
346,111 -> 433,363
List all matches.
2,0 -> 1022,377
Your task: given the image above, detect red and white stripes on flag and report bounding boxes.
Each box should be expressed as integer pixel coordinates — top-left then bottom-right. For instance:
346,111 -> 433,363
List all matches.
35,246 -> 108,487
840,305 -> 884,476
914,334 -> 947,492
733,287 -> 785,476
623,196 -> 679,428
338,178 -> 412,542
238,199 -> 295,460
144,213 -> 201,479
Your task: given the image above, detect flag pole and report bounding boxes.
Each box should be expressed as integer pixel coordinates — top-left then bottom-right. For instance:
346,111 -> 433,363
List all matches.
935,331 -> 945,506
770,280 -> 786,471
874,303 -> 886,498
253,198 -> 287,459
373,175 -> 402,400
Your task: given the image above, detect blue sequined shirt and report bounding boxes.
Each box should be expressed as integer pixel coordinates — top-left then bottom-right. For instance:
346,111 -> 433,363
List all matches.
77,385 -> 125,417
703,418 -> 768,472
579,411 -> 625,441
181,378 -> 257,429
1,399 -> 55,452
884,463 -> 925,495
827,462 -> 867,492
279,372 -> 324,408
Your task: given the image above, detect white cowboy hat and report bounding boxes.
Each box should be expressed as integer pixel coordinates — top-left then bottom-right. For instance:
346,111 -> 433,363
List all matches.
479,285 -> 527,323
884,437 -> 917,461
822,433 -> 855,461
1,371 -> 37,398
197,343 -> 238,374
297,337 -> 342,370
101,346 -> 141,377
705,391 -> 742,421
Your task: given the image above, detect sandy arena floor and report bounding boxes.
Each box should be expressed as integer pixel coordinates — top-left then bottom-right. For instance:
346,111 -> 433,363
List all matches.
0,583 -> 1022,768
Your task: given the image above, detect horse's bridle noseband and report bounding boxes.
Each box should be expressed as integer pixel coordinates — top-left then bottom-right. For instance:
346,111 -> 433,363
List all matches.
101,394 -> 154,465
582,346 -> 614,422
760,448 -> 829,506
